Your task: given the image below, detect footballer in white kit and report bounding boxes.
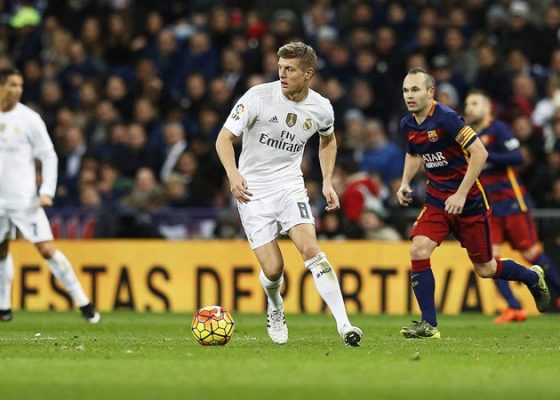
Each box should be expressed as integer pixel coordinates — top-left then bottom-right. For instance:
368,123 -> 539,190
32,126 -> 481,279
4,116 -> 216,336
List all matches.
223,81 -> 334,249
0,102 -> 57,242
216,42 -> 362,347
0,67 -> 100,323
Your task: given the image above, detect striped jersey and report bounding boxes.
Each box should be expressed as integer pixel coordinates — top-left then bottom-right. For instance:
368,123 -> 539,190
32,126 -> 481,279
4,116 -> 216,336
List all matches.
477,117 -> 528,216
400,101 -> 489,216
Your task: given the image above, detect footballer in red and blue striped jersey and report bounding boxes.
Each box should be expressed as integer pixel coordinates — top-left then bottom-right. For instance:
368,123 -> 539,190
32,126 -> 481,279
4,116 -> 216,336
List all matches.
396,69 -> 548,338
475,116 -> 538,248
466,90 -> 560,322
401,100 -> 490,217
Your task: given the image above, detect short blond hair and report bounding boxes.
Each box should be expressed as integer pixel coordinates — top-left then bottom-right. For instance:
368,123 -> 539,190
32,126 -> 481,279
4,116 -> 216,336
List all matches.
277,42 -> 317,71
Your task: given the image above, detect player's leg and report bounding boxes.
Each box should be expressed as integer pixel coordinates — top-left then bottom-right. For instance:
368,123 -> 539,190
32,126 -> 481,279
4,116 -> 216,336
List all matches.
11,208 -> 100,323
255,241 -> 284,310
488,216 -> 526,322
279,186 -> 361,346
509,211 -> 560,294
474,257 -> 549,311
522,244 -> 560,295
0,238 -> 14,322
288,223 -> 362,346
461,214 -> 549,312
400,206 -> 447,339
238,195 -> 288,344
253,240 -> 289,345
401,234 -> 439,338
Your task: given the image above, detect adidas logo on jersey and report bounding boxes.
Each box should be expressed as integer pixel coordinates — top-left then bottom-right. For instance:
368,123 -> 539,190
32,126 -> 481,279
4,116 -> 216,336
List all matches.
269,116 -> 278,123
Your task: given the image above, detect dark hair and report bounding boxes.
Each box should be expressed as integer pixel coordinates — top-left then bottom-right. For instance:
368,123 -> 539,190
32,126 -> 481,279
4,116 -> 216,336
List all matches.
466,88 -> 490,100
0,67 -> 22,84
406,67 -> 435,89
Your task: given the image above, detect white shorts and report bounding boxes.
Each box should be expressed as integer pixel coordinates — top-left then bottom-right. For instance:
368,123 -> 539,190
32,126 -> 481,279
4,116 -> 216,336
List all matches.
0,208 -> 54,243
237,186 -> 314,249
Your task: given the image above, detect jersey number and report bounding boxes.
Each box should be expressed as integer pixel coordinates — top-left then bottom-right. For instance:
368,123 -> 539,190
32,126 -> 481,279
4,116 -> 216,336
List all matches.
297,202 -> 310,219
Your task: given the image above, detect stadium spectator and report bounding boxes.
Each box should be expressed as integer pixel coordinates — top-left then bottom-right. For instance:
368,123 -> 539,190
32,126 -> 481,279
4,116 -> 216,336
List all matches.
359,119 -> 404,185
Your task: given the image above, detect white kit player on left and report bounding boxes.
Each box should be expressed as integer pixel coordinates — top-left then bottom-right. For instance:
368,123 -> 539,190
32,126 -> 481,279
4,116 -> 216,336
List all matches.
0,66 -> 100,323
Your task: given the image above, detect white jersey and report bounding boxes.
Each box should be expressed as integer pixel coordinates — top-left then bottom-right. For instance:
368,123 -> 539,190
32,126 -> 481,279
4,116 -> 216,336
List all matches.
223,81 -> 334,199
0,103 -> 58,210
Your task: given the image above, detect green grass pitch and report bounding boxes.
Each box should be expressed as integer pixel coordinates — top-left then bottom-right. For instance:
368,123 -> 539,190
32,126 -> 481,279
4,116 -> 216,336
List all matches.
1,312 -> 559,400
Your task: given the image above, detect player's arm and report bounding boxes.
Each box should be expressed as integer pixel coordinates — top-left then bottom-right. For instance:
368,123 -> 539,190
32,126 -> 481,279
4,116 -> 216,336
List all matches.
445,137 -> 488,214
36,148 -> 58,207
31,114 -> 58,208
397,153 -> 422,206
318,133 -> 339,211
487,131 -> 523,167
215,127 -> 252,203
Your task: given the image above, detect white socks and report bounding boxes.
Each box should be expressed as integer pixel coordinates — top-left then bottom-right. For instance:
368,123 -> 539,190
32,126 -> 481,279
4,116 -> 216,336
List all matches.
46,250 -> 89,308
259,270 -> 284,311
305,252 -> 351,332
0,254 -> 14,310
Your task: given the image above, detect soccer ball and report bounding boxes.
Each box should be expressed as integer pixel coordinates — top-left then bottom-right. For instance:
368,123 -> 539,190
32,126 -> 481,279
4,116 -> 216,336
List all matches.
191,306 -> 235,346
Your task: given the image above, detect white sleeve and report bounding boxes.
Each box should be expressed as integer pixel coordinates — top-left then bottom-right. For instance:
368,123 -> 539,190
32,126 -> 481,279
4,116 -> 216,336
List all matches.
223,89 -> 258,136
318,101 -> 335,136
30,113 -> 58,197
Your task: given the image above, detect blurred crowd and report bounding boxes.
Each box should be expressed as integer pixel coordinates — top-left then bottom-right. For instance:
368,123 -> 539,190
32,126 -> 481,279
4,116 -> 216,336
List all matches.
2,0 -> 560,239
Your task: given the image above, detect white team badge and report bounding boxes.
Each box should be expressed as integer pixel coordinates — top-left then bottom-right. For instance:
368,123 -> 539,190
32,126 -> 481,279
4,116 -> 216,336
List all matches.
303,118 -> 312,130
0,123 -> 5,133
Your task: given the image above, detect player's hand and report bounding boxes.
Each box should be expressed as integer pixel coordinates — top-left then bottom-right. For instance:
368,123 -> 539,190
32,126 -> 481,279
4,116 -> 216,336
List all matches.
323,184 -> 340,212
397,184 -> 413,206
39,195 -> 53,208
445,192 -> 466,214
228,171 -> 252,203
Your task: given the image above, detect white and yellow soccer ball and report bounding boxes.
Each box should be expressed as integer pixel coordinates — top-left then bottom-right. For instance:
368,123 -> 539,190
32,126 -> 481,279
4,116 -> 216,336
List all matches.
191,306 -> 235,346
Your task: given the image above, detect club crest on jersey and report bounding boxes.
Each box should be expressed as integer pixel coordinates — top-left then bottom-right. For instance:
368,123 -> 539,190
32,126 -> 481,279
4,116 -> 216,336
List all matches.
286,113 -> 297,127
230,103 -> 245,121
303,118 -> 312,130
0,123 -> 5,133
427,130 -> 438,142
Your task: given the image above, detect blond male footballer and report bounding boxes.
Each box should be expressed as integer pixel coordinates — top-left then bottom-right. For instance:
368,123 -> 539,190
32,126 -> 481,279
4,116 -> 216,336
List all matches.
216,42 -> 362,346
0,67 -> 100,323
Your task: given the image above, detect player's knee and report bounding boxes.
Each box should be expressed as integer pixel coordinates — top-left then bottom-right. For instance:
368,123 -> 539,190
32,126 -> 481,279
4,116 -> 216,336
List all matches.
36,242 -> 55,259
473,262 -> 495,278
301,244 -> 320,261
520,244 -> 540,262
261,261 -> 284,281
265,268 -> 283,282
410,243 -> 431,260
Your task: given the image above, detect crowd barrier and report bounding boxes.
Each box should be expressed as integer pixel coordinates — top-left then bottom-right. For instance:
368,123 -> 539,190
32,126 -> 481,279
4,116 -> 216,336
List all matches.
9,240 -> 539,315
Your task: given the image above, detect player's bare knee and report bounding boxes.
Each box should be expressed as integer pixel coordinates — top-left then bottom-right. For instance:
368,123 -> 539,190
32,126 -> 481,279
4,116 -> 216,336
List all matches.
410,243 -> 431,260
301,244 -> 320,261
0,240 -> 9,259
36,242 -> 55,259
262,262 -> 284,281
521,244 -> 540,262
473,262 -> 495,278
